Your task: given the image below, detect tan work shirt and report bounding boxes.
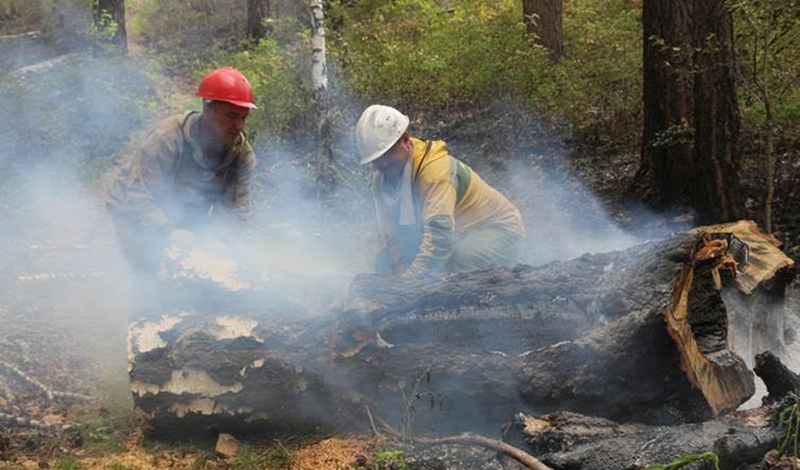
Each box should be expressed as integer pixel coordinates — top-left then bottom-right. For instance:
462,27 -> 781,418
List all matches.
107,112 -> 256,230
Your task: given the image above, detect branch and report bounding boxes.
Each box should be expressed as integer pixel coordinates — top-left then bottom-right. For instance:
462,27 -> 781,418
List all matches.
375,416 -> 552,470
415,433 -> 555,470
0,411 -> 70,430
0,360 -> 94,403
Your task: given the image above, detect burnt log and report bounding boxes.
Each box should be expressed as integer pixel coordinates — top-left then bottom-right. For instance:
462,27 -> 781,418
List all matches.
128,221 -> 794,435
516,221 -> 794,423
754,351 -> 800,403
504,408 -> 779,470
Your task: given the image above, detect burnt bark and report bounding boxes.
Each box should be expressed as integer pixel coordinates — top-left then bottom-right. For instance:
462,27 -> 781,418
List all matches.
247,0 -> 272,40
632,0 -> 742,223
128,222 -> 793,436
754,351 -> 800,403
504,409 -> 779,470
522,0 -> 563,62
93,0 -> 127,53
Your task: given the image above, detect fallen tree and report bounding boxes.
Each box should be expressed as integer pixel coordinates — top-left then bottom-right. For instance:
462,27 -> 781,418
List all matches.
127,221 -> 794,436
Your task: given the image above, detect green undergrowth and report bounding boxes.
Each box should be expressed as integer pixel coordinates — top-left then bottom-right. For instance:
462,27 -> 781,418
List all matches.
68,403 -> 137,455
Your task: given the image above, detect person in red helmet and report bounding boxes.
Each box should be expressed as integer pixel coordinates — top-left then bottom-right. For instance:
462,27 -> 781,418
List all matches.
107,68 -> 258,275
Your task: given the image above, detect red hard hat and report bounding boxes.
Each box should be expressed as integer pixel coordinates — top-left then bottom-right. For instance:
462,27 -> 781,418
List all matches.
196,68 -> 258,109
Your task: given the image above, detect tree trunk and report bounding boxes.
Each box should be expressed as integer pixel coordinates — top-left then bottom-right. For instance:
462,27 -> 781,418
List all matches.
631,0 -> 742,223
522,0 -> 563,62
93,0 -> 127,53
691,0 -> 742,222
247,0 -> 272,40
309,0 -> 334,191
128,222 -> 794,437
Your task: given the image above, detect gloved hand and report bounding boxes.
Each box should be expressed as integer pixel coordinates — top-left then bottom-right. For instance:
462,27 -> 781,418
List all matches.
169,228 -> 196,253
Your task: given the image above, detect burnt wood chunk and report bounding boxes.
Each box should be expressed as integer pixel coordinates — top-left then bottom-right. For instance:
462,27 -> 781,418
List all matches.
754,351 -> 800,403
505,409 -> 778,470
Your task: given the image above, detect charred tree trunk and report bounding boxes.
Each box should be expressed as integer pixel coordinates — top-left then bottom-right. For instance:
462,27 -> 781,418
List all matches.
247,0 -> 272,40
128,222 -> 794,436
93,0 -> 127,53
522,0 -> 563,62
691,0 -> 742,222
631,0 -> 695,210
631,0 -> 742,223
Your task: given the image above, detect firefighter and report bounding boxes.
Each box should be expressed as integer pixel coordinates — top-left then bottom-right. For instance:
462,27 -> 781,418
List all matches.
356,104 -> 525,276
107,67 -> 258,275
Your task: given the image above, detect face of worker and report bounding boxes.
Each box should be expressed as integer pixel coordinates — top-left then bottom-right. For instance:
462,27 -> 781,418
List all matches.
205,101 -> 250,146
372,133 -> 411,175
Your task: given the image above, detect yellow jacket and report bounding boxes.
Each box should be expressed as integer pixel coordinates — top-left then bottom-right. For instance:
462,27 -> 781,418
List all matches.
373,137 -> 524,272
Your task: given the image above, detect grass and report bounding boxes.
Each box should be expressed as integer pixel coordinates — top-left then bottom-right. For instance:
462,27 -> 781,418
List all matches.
56,455 -> 82,470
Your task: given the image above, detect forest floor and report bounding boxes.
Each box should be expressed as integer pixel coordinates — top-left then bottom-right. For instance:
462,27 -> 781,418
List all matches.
2,24 -> 800,470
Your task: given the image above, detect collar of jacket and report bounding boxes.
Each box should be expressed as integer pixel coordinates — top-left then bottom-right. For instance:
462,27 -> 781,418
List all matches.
183,112 -> 244,172
409,136 -> 447,183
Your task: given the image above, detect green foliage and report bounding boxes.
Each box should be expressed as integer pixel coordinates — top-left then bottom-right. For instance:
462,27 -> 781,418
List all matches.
201,34 -> 312,141
733,0 -> 800,140
645,451 -> 721,470
131,0 -> 248,74
778,403 -> 800,461
69,404 -> 138,455
232,441 -> 294,470
56,455 -> 82,470
373,449 -> 408,470
329,0 -> 642,144
329,0 -> 532,109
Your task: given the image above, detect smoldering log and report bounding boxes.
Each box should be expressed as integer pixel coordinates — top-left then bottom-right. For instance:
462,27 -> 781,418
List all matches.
128,221 -> 794,435
503,408 -> 779,470
754,351 -> 800,403
517,221 -> 794,423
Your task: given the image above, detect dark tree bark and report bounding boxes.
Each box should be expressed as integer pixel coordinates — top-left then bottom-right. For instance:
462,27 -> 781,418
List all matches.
128,222 -> 794,437
505,409 -> 779,470
691,0 -> 742,222
631,0 -> 742,223
522,0 -> 563,62
93,0 -> 127,53
247,0 -> 272,40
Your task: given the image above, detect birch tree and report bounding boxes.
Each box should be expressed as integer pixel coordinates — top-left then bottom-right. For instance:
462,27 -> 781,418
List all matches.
310,0 -> 334,188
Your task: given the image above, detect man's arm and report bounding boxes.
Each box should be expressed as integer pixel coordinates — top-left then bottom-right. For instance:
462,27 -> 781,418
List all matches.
405,156 -> 456,275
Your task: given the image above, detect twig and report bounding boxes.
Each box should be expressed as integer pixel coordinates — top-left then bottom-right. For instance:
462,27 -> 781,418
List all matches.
0,360 -> 94,403
0,411 -> 71,431
365,406 -> 383,439
375,413 -> 551,470
415,432 -> 554,470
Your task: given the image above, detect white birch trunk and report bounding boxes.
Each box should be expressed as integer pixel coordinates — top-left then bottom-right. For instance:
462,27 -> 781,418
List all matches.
310,0 -> 334,188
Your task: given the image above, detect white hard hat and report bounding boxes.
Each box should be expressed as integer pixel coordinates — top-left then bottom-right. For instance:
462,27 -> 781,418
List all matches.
355,104 -> 410,165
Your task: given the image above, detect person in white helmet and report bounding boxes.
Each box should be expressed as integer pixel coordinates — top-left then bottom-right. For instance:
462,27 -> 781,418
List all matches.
356,104 -> 525,276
